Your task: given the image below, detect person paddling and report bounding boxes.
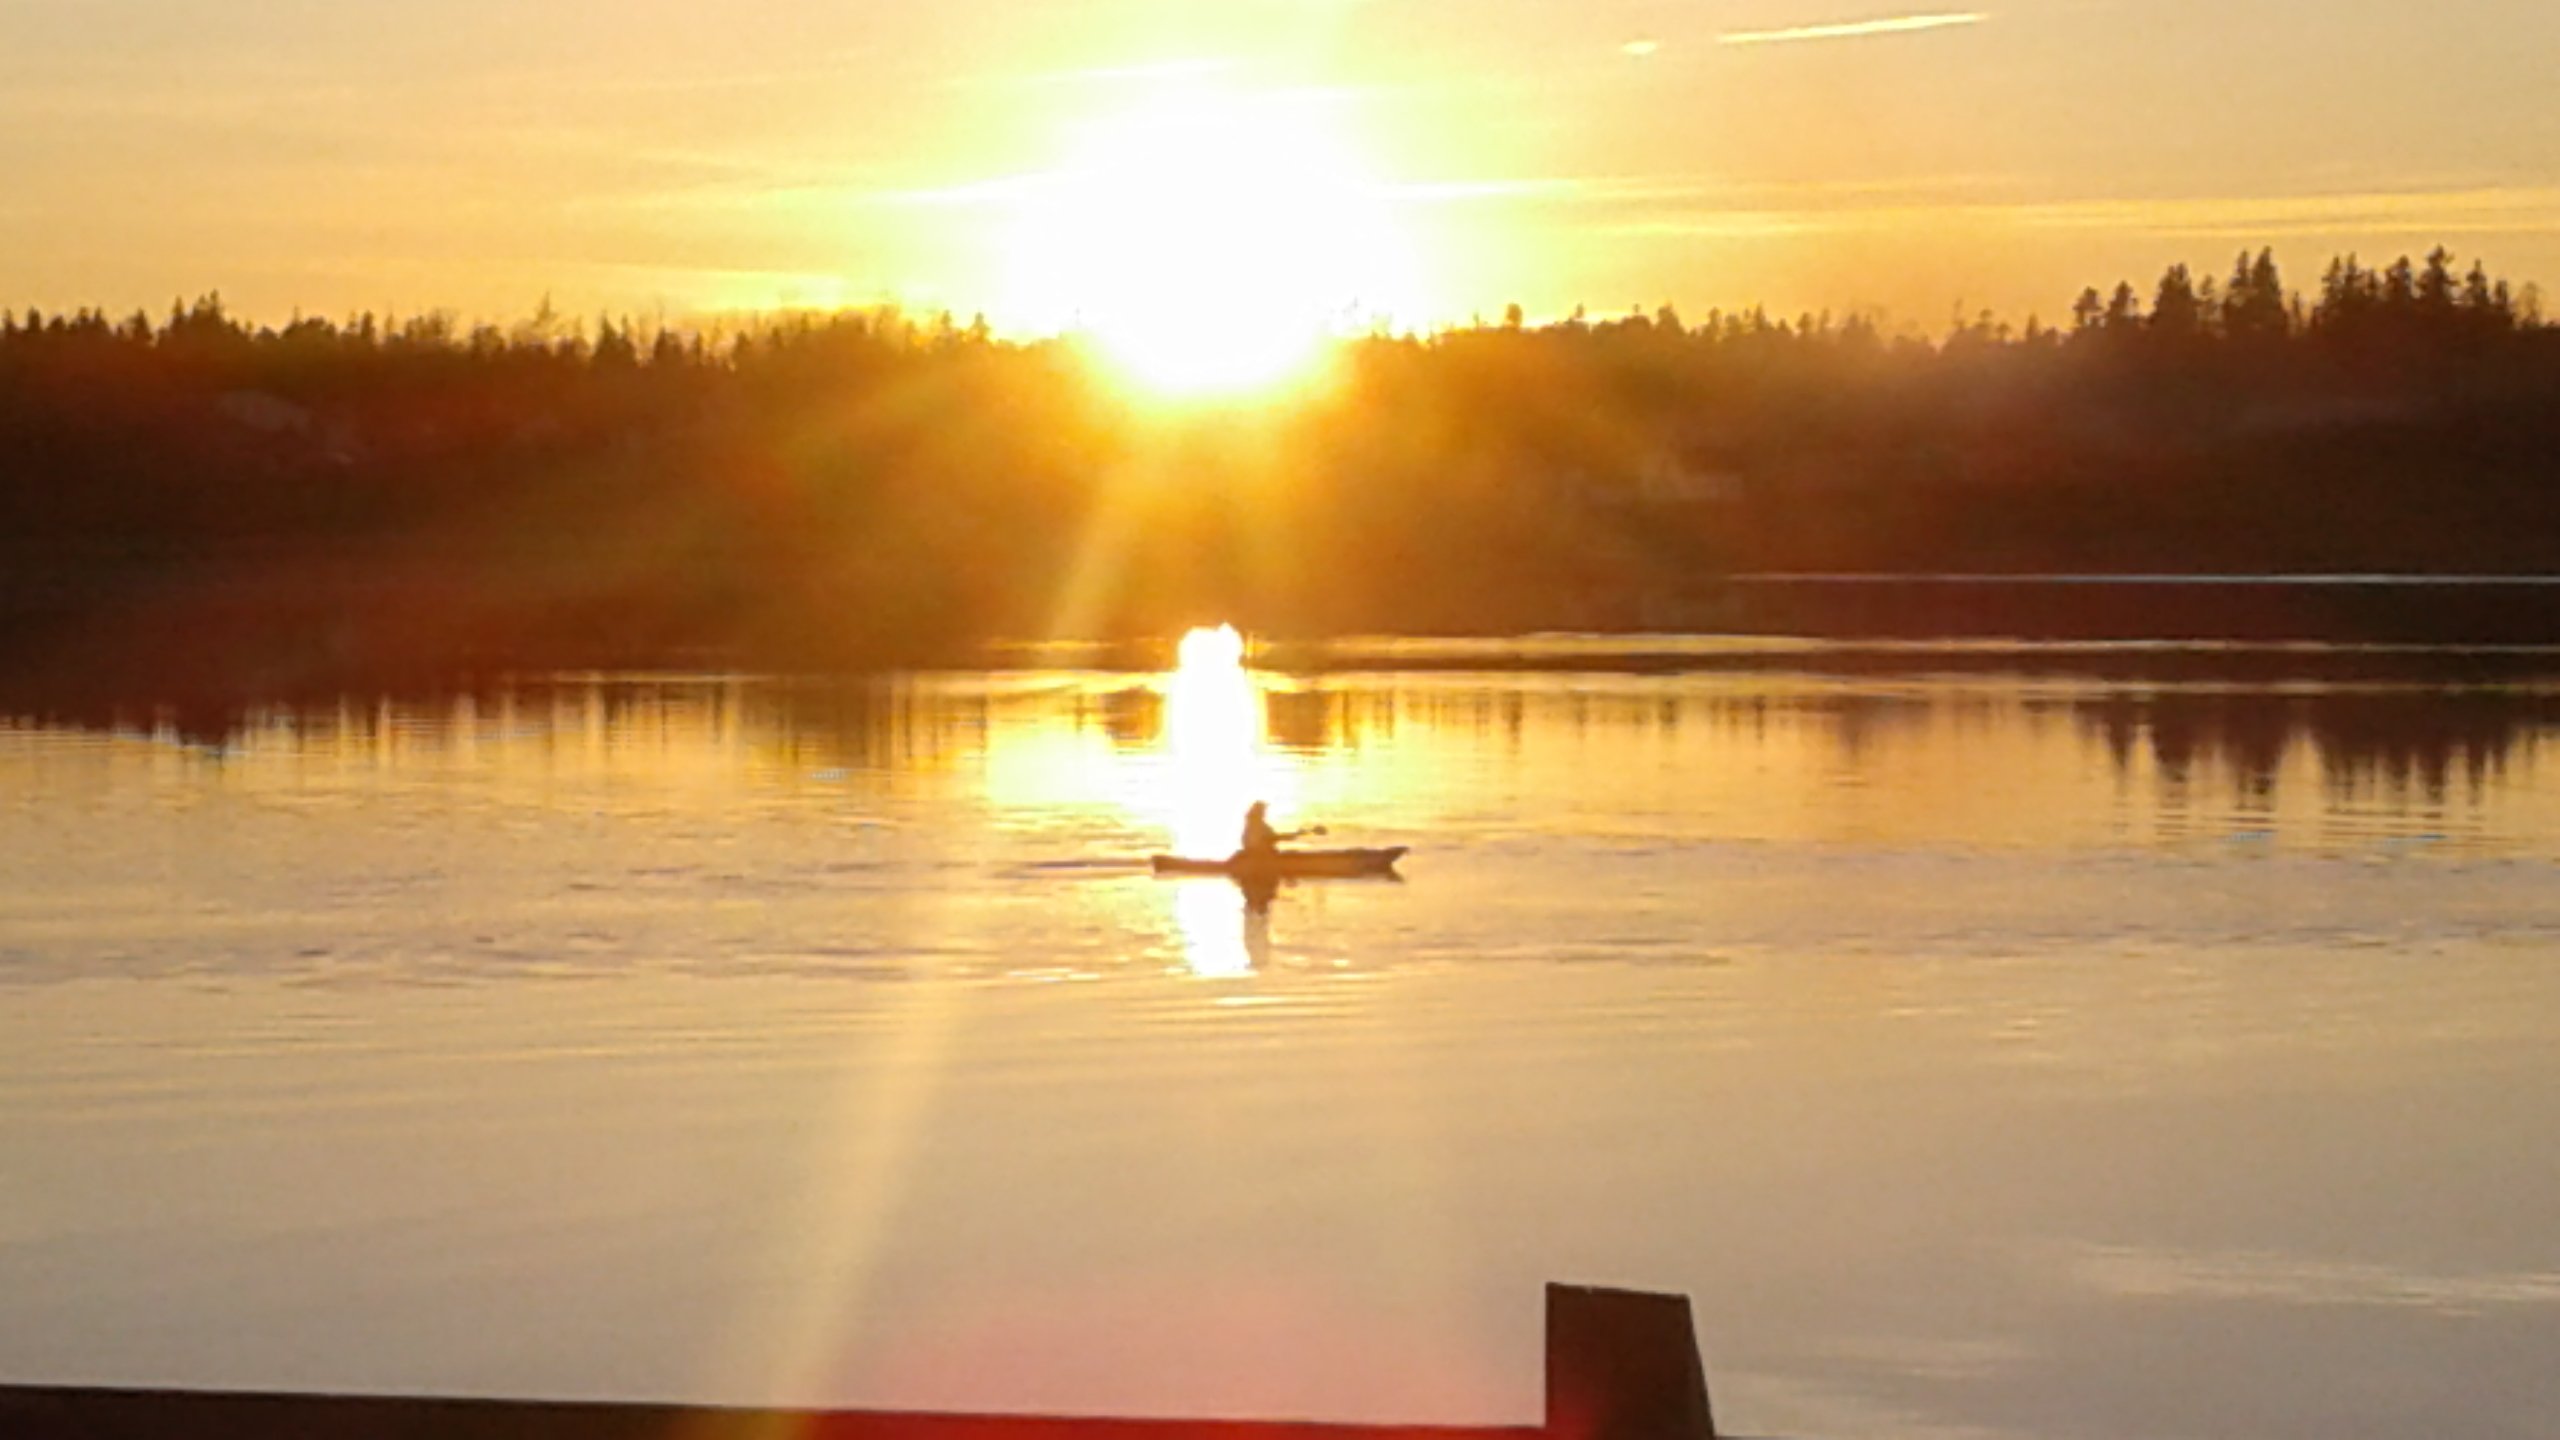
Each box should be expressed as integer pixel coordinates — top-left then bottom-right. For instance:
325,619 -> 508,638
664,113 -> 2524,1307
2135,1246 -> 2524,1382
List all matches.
1235,801 -> 1310,863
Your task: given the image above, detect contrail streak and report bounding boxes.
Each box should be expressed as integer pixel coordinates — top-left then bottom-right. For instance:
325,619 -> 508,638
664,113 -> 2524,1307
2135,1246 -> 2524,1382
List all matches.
1720,11 -> 1989,46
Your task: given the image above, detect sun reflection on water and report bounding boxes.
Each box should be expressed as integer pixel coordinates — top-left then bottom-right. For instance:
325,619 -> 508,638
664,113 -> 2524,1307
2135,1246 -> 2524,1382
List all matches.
953,624 -> 1315,977
1155,625 -> 1299,977
1170,880 -> 1255,979
1155,625 -> 1300,860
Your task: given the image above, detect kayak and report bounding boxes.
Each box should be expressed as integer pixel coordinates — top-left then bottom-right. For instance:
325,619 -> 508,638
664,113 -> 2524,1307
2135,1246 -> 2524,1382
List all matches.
1151,846 -> 1408,879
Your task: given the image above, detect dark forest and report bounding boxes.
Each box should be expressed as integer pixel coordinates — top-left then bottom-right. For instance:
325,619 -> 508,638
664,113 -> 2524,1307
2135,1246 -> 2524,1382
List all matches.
5,247 -> 2557,694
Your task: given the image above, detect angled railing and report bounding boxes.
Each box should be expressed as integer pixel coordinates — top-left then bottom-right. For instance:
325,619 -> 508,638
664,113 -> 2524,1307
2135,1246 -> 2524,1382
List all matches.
0,1283 -> 1713,1440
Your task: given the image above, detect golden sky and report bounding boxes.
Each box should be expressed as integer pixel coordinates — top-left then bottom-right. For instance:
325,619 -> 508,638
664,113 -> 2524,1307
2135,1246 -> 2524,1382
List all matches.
5,0 -> 2556,333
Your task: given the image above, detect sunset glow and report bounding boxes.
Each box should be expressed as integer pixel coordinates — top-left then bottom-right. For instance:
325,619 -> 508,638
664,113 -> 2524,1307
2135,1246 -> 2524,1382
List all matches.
3,4 -> 2556,329
998,86 -> 1419,396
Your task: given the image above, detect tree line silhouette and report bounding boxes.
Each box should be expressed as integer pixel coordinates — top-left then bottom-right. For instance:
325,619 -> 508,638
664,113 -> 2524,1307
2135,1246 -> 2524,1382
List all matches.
3,246 -> 2557,694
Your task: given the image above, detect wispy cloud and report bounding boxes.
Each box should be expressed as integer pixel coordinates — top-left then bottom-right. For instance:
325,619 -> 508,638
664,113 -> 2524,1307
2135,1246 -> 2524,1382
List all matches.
1486,175 -> 2560,242
2001,186 -> 2560,239
1719,11 -> 1990,47
789,170 -> 2560,247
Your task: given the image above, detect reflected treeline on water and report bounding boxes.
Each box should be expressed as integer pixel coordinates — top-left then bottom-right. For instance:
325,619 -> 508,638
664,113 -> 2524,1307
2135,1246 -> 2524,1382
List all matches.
6,661 -> 2555,825
0,675 -> 938,775
1081,670 -> 2560,821
2073,688 -> 2555,805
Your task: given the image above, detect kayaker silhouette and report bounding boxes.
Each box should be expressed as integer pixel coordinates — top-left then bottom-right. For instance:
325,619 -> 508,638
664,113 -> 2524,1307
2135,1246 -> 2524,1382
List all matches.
1234,801 -> 1307,862
1148,806 -> 1399,885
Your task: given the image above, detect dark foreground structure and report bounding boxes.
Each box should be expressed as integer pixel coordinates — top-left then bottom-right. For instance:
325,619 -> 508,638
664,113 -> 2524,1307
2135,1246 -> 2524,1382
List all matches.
0,1284 -> 1715,1440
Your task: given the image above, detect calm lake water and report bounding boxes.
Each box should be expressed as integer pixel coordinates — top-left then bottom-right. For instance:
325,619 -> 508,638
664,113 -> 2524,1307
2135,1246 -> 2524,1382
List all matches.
5,640 -> 2559,1440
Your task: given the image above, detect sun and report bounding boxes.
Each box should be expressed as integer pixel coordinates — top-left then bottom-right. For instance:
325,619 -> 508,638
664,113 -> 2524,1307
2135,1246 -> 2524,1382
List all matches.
999,84 -> 1421,399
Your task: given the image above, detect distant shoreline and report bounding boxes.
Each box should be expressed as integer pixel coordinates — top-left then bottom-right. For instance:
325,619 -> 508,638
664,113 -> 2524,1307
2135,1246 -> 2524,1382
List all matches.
14,567 -> 2560,683
1727,572 -> 2560,585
